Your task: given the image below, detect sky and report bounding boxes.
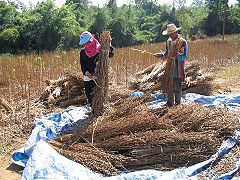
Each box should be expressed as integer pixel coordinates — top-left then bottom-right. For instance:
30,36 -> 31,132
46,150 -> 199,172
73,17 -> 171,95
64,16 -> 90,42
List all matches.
16,0 -> 239,8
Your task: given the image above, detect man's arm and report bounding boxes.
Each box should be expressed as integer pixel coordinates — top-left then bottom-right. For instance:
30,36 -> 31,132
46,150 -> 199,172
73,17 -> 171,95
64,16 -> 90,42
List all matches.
154,43 -> 168,58
177,40 -> 188,61
80,50 -> 87,75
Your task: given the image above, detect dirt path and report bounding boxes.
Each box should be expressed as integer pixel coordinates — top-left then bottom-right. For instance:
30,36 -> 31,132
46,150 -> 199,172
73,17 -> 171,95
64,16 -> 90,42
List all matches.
0,155 -> 23,180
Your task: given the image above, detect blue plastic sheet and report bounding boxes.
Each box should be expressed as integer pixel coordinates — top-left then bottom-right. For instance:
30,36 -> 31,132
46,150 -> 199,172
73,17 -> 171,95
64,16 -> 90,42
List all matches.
12,106 -> 91,167
132,91 -> 145,97
21,131 -> 240,180
216,161 -> 240,180
12,93 -> 240,179
22,140 -> 102,180
150,93 -> 240,112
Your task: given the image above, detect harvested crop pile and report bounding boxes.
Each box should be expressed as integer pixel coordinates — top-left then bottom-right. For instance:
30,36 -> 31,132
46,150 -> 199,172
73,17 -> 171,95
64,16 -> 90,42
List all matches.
39,73 -> 86,107
0,99 -> 50,154
49,140 -> 134,176
130,61 -> 224,95
49,96 -> 239,176
0,97 -> 13,113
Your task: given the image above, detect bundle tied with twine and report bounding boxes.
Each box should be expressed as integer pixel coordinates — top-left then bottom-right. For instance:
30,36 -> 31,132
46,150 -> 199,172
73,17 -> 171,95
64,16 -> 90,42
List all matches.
161,37 -> 183,94
92,31 -> 112,117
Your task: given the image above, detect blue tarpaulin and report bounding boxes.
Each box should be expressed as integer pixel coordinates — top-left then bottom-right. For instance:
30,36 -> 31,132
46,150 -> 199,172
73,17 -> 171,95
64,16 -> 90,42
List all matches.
149,93 -> 240,112
12,106 -> 91,167
12,93 -> 240,180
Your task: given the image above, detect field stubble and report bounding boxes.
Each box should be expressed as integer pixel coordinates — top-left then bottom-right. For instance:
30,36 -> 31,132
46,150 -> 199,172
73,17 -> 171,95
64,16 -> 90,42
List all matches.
0,37 -> 240,178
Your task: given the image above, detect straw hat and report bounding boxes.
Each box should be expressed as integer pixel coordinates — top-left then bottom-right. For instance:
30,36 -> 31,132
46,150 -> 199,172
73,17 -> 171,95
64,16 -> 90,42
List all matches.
162,23 -> 181,35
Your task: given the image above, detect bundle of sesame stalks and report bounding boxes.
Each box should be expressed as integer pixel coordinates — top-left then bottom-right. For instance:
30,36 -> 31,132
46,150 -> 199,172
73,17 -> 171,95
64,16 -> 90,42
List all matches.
48,140 -> 134,176
131,61 -> 226,95
49,95 -> 239,176
39,73 -> 86,107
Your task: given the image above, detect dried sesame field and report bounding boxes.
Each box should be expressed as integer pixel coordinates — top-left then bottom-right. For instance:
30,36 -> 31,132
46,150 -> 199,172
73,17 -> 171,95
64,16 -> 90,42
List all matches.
0,35 -> 240,178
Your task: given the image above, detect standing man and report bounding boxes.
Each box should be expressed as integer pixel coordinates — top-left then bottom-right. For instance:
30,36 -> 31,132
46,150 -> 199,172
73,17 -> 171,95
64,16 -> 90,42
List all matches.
79,31 -> 101,107
154,23 -> 188,106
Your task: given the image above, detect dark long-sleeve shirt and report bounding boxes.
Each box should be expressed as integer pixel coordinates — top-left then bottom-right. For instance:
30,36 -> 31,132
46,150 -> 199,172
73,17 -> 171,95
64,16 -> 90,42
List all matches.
80,49 -> 99,76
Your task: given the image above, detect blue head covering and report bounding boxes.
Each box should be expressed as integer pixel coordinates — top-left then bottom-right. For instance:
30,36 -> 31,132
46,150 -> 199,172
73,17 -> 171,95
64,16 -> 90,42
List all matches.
79,31 -> 92,45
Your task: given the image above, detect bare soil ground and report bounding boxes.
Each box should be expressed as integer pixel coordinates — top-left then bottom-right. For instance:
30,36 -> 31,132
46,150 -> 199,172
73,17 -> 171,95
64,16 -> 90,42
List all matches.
0,154 -> 23,180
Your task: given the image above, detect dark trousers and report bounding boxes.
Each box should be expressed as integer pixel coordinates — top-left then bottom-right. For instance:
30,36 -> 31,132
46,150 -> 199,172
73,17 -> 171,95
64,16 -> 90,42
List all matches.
166,78 -> 182,106
84,80 -> 96,106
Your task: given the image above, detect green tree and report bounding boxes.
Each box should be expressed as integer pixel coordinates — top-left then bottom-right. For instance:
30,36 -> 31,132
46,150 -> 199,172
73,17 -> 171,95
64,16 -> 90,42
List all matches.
56,4 -> 81,50
108,18 -> 127,47
134,0 -> 159,15
0,1 -> 17,28
66,0 -> 93,32
0,1 -> 20,53
90,8 -> 109,34
0,28 -> 19,53
228,5 -> 240,33
114,4 -> 140,45
123,4 -> 141,33
107,0 -> 118,18
17,10 -> 42,52
205,0 -> 228,36
137,15 -> 159,43
66,0 -> 90,10
189,4 -> 209,37
32,0 -> 59,51
155,5 -> 178,42
107,0 -> 117,7
172,0 -> 192,39
191,0 -> 205,7
1,0 -> 240,54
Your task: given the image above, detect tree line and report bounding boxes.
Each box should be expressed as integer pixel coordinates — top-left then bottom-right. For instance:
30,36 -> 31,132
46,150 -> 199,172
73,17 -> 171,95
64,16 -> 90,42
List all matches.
1,0 -> 240,54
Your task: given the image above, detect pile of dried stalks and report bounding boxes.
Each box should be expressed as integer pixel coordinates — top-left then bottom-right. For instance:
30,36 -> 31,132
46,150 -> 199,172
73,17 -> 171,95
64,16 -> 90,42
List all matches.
49,96 -> 239,176
197,145 -> 240,179
0,99 -> 50,153
49,140 -> 133,176
39,73 -> 86,107
130,61 -> 225,95
0,97 -> 13,113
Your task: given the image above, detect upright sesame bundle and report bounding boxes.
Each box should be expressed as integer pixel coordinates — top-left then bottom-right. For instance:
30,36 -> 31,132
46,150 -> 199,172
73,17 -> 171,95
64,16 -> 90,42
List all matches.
92,31 -> 112,117
161,37 -> 183,94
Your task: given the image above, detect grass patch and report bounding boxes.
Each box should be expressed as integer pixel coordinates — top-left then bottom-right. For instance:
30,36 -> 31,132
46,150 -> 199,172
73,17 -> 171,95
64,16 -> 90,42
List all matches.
213,63 -> 240,93
0,141 -> 13,154
229,34 -> 240,44
215,63 -> 240,83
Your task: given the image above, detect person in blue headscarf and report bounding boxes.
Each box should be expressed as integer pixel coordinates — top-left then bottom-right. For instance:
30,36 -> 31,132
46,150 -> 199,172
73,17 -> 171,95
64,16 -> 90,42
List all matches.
79,31 -> 114,106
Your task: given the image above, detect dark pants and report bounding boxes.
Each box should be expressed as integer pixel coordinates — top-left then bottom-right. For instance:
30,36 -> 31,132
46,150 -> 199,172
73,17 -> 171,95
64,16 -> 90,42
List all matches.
166,78 -> 182,106
84,80 -> 96,106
